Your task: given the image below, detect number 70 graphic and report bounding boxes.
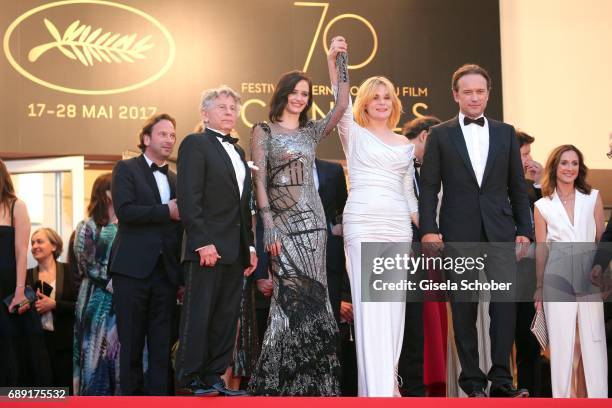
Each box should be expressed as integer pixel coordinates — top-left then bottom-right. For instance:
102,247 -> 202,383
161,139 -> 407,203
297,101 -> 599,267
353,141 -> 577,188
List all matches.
295,2 -> 378,72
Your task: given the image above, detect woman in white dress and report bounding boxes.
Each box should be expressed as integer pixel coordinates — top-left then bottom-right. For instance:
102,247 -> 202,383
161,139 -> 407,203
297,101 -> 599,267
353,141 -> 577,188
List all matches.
330,68 -> 418,396
534,144 -> 606,398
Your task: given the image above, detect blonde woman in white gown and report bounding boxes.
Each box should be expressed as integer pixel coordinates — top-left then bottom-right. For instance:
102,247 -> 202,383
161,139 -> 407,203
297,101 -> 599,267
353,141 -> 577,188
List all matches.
534,144 -> 606,398
330,68 -> 418,396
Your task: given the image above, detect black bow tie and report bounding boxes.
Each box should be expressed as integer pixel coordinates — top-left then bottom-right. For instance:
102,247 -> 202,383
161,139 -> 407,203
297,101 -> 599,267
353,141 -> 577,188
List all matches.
413,158 -> 422,168
218,134 -> 238,144
150,163 -> 168,175
463,116 -> 485,127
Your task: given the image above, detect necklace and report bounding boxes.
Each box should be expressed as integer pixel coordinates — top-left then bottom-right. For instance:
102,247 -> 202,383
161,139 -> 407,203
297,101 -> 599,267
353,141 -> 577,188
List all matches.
558,190 -> 575,204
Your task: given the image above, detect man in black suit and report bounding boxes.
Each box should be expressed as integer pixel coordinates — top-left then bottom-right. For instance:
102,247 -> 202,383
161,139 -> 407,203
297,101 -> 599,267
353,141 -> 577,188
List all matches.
514,130 -> 547,396
592,213 -> 611,396
398,116 -> 441,397
419,64 -> 532,398
110,113 -> 182,395
175,86 -> 257,397
314,158 -> 347,323
313,158 -> 357,396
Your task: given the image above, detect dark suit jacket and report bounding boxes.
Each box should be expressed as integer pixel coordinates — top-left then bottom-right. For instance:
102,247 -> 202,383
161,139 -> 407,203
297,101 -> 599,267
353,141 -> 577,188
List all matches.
110,154 -> 182,285
316,159 -> 348,322
594,213 -> 612,269
316,159 -> 348,276
526,179 -> 542,209
177,129 -> 254,267
419,116 -> 531,242
26,261 -> 75,352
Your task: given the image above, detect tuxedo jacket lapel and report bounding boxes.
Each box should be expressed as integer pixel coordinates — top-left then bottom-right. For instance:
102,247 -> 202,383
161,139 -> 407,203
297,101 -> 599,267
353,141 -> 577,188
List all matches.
315,159 -> 328,194
138,155 -> 162,204
168,171 -> 177,200
413,166 -> 420,200
481,119 -> 503,187
206,130 -> 240,199
235,144 -> 251,203
449,117 -> 479,186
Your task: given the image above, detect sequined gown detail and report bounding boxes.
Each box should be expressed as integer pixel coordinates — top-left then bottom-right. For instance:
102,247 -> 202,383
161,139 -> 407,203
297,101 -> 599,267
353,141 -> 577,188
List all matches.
247,54 -> 349,396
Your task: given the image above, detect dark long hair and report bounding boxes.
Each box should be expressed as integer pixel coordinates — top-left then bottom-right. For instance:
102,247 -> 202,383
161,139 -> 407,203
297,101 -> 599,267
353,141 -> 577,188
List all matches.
541,144 -> 591,197
87,173 -> 112,227
0,159 -> 17,215
269,70 -> 313,128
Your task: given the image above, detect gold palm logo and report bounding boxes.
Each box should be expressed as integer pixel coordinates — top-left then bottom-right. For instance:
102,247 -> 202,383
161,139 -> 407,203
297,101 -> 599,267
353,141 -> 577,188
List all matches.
28,18 -> 154,66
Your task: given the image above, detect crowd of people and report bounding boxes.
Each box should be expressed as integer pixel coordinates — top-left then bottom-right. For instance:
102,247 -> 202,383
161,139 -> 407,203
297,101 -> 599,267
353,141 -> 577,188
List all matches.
1,35 -> 611,398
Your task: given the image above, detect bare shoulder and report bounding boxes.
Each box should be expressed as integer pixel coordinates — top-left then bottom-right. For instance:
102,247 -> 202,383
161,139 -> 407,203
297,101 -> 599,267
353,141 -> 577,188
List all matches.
391,131 -> 411,146
12,199 -> 27,213
13,198 -> 30,217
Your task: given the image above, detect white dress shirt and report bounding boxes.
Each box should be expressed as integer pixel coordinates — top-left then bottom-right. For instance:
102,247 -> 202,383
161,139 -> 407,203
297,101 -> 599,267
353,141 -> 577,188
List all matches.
208,127 -> 246,197
198,128 -> 254,254
143,154 -> 171,204
458,112 -> 489,187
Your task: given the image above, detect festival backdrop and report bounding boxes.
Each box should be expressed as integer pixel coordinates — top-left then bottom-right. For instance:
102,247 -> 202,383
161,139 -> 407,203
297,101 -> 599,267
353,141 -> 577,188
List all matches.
1,0 -> 503,160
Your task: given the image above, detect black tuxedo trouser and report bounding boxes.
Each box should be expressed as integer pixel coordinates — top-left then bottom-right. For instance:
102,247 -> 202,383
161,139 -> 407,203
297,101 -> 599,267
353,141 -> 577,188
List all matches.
175,260 -> 243,387
447,230 -> 517,394
113,257 -> 177,395
515,301 -> 540,395
398,301 -> 425,396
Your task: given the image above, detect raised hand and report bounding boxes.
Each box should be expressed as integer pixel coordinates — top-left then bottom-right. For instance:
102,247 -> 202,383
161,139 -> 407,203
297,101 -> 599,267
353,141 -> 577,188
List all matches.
328,36 -> 348,61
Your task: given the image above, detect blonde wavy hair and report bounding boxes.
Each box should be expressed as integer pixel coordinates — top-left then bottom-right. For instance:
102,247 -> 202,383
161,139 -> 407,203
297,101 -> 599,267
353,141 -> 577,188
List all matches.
353,76 -> 402,129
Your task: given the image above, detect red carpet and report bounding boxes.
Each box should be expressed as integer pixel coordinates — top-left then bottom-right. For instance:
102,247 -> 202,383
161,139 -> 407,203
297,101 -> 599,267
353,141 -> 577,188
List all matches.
2,397 -> 610,407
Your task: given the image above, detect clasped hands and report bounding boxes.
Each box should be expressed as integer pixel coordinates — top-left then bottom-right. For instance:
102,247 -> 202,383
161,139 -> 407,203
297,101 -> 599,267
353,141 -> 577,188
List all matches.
197,244 -> 257,276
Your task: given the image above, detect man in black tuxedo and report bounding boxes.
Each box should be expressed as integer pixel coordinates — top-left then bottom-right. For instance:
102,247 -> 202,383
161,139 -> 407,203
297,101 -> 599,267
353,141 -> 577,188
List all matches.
175,86 -> 257,397
313,159 -> 357,396
314,158 -> 347,323
398,116 -> 441,397
419,64 -> 532,398
517,131 -> 543,205
592,212 -> 611,396
514,130 -> 547,396
110,113 -> 182,395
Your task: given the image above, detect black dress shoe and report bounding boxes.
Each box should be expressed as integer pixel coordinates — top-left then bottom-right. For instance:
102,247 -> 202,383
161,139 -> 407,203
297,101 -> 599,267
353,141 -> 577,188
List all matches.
176,379 -> 219,397
490,384 -> 529,398
210,381 -> 248,396
467,388 -> 487,398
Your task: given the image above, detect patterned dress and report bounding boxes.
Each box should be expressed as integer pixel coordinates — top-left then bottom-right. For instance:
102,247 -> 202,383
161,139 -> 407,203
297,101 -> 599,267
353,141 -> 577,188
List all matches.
72,218 -> 119,395
247,54 -> 349,395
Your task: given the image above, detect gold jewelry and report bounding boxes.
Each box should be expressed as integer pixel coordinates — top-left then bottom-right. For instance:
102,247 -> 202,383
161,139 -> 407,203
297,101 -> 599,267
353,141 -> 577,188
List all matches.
558,190 -> 575,204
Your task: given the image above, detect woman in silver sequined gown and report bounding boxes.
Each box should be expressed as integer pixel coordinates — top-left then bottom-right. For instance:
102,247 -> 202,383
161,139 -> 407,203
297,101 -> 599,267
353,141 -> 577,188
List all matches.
247,38 -> 349,396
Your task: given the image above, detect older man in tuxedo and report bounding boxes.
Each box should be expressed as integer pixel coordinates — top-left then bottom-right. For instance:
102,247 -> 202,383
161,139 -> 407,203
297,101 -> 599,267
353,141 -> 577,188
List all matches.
175,86 -> 257,397
419,64 -> 531,398
111,113 -> 182,395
